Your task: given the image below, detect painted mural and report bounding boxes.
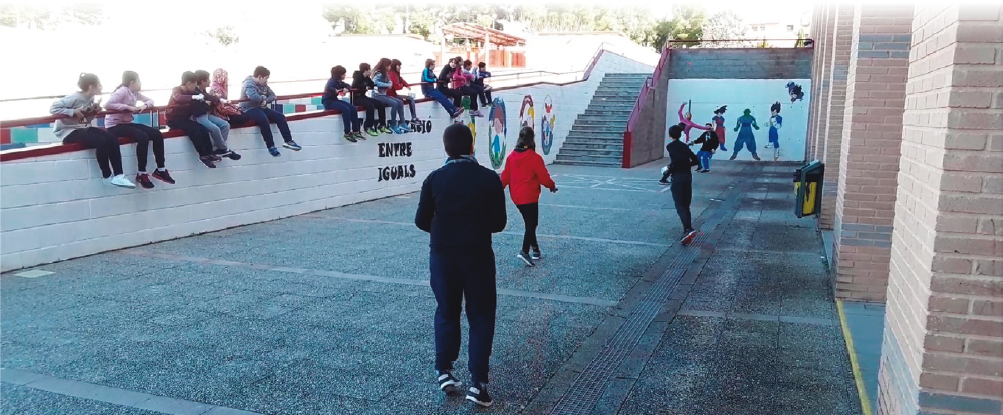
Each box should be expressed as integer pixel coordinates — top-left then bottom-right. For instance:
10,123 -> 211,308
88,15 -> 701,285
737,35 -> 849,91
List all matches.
540,95 -> 555,155
489,97 -> 507,169
665,79 -> 811,162
519,95 -> 535,129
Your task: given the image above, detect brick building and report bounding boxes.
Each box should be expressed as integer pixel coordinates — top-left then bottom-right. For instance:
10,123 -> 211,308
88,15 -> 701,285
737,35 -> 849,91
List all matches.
806,3 -> 1002,415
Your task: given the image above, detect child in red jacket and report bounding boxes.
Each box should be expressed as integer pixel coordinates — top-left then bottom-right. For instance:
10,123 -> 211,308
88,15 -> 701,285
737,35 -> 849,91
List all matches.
500,126 -> 558,266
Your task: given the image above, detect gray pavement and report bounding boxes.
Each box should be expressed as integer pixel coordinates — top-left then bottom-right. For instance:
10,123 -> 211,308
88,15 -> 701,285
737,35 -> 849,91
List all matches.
1,161 -> 860,414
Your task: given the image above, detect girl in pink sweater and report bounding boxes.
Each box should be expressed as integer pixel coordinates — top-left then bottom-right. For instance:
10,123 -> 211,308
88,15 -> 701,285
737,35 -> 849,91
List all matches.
104,71 -> 174,188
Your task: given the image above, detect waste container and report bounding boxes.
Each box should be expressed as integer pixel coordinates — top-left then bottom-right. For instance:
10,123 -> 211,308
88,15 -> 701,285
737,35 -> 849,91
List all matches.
794,161 -> 824,218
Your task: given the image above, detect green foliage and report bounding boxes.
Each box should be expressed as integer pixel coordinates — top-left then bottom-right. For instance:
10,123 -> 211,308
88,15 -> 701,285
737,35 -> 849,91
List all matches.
205,26 -> 240,47
0,3 -> 103,29
702,9 -> 750,48
650,5 -> 707,51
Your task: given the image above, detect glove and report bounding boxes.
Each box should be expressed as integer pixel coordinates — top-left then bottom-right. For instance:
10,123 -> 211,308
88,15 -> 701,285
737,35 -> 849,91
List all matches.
193,94 -> 205,101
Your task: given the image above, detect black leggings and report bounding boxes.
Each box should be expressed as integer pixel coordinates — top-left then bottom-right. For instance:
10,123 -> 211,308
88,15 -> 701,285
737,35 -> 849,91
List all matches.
516,203 -> 539,253
457,85 -> 480,111
107,123 -> 165,172
63,128 -> 123,178
354,96 -> 386,129
167,120 -> 212,157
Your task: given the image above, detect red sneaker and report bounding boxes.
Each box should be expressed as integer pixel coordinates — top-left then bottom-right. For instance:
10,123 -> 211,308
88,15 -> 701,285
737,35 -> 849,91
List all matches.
151,169 -> 176,184
680,229 -> 698,246
135,173 -> 154,189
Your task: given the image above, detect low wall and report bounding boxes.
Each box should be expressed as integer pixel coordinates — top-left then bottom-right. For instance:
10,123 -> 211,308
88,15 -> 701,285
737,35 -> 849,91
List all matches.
0,52 -> 647,271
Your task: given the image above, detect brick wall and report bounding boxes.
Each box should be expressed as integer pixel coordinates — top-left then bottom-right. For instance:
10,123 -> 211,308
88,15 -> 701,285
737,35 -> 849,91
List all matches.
832,4 -> 914,302
820,4 -> 856,230
627,52 -> 668,168
809,5 -> 837,163
879,3 -> 1003,415
665,48 -> 813,80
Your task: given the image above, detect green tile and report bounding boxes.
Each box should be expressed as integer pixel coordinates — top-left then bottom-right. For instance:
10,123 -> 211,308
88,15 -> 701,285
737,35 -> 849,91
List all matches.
11,128 -> 39,143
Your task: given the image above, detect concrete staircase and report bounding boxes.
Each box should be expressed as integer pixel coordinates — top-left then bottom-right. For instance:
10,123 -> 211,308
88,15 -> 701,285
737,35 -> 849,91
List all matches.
554,73 -> 650,167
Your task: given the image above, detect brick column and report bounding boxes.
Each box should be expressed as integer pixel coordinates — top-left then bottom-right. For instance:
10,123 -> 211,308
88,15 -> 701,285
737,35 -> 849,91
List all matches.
878,4 -> 1003,414
832,4 -> 913,302
809,5 -> 837,162
820,4 -> 855,230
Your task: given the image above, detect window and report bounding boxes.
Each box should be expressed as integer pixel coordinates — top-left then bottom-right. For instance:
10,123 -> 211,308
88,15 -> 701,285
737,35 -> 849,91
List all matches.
786,25 -> 794,31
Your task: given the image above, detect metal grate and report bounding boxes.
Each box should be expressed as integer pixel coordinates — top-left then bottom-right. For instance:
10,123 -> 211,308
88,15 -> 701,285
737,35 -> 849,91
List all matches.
549,199 -> 735,415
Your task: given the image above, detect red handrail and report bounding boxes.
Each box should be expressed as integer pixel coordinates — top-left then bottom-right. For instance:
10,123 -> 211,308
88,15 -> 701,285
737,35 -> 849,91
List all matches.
622,43 -> 671,168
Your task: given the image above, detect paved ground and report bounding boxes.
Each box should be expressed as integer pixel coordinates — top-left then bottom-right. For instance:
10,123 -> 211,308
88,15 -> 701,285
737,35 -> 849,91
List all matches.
1,161 -> 862,415
843,301 -> 886,413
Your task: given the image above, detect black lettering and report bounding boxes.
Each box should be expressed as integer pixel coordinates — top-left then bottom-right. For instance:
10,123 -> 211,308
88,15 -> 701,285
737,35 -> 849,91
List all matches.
409,164 -> 416,177
425,120 -> 432,133
378,167 -> 382,181
382,167 -> 390,181
406,142 -> 413,157
378,143 -> 386,157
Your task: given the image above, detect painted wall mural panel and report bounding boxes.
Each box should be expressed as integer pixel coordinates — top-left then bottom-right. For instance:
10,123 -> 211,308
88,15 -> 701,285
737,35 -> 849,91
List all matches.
488,97 -> 508,169
541,96 -> 556,155
665,79 -> 811,162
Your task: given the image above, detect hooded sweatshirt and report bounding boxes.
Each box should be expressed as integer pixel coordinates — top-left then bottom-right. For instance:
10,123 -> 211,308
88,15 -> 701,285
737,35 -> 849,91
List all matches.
500,147 -> 556,205
239,76 -> 276,111
372,71 -> 393,95
691,130 -> 720,153
452,68 -> 473,88
351,70 -> 374,99
387,71 -> 410,97
210,68 -> 229,99
166,86 -> 199,122
323,77 -> 351,105
104,86 -> 154,128
49,92 -> 99,140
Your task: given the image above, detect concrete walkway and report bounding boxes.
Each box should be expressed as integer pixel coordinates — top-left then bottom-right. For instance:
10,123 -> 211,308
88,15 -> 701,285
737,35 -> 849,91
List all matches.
1,161 -> 860,414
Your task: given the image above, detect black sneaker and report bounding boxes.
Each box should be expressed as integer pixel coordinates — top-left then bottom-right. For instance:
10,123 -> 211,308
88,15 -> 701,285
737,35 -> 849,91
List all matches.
729,154 -> 737,160
658,179 -> 670,185
344,133 -> 358,143
531,250 -> 542,260
681,229 -> 698,246
214,149 -> 234,158
151,169 -> 176,184
517,251 -> 535,267
466,383 -> 492,407
700,169 -> 710,173
752,154 -> 761,161
199,156 -> 217,168
227,150 -> 242,160
437,371 -> 462,395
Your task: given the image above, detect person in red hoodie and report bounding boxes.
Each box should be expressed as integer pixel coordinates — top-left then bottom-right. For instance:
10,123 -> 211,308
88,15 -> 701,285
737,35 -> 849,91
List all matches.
388,59 -> 421,126
500,126 -> 558,267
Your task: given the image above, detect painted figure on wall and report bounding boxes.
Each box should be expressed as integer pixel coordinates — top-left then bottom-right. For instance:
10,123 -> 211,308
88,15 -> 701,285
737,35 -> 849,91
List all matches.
786,82 -> 804,102
711,105 -> 728,152
489,97 -> 507,169
540,95 -> 555,155
519,95 -> 535,129
730,108 -> 761,161
677,101 -> 710,143
765,102 -> 783,161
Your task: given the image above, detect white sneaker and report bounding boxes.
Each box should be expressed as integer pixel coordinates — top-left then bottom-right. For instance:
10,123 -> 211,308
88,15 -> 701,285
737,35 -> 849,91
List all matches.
108,174 -> 136,189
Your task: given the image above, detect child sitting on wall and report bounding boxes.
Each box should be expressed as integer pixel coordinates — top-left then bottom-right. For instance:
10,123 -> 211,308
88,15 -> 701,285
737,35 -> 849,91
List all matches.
323,65 -> 363,142
421,59 -> 464,119
167,71 -> 219,168
104,70 -> 174,188
238,66 -> 302,157
194,70 -> 241,161
387,59 -> 421,126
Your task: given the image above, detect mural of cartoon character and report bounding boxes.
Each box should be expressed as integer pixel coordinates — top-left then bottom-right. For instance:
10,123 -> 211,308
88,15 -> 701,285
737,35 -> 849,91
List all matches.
540,95 -> 555,155
711,105 -> 728,152
786,82 -> 804,102
730,108 -> 761,161
489,97 -> 507,169
765,102 -> 783,161
519,95 -> 535,129
677,101 -> 710,143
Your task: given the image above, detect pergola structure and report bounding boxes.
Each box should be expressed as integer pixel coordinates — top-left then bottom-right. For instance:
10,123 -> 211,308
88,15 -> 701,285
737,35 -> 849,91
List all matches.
441,22 -> 526,47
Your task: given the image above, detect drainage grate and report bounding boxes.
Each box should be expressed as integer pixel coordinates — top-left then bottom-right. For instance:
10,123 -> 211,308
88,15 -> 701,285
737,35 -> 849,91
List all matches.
549,196 -> 736,415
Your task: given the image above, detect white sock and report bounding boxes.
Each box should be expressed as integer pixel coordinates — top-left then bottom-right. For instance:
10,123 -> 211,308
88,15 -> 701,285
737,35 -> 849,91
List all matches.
139,170 -> 147,175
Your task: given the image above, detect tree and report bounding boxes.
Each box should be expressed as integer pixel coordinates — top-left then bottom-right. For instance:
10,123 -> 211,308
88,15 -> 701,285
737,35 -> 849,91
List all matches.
702,9 -> 750,48
650,5 -> 706,51
205,26 -> 239,47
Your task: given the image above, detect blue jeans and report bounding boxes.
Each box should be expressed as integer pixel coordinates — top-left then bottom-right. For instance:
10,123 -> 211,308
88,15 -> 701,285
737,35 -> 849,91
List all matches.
372,94 -> 403,125
193,114 -> 230,151
430,249 -> 496,385
323,99 -> 361,133
422,86 -> 458,114
697,150 -> 713,171
243,107 -> 292,148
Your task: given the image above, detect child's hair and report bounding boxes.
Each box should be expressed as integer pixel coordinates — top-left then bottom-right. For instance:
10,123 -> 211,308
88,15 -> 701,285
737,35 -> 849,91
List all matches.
194,70 -> 211,84
390,59 -> 403,73
359,62 -> 371,72
331,65 -> 347,79
771,102 -> 782,113
517,127 -> 536,150
253,66 -> 270,77
463,59 -> 472,67
425,58 -> 435,68
714,105 -> 727,114
78,73 -> 100,91
668,125 -> 682,139
373,58 -> 391,75
181,71 -> 197,85
478,62 -> 486,68
119,71 -> 139,89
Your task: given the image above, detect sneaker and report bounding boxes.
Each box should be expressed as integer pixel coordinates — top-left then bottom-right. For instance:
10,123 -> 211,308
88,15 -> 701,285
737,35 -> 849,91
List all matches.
531,250 -> 542,260
681,229 -> 698,246
470,110 -> 484,117
658,179 -> 670,185
199,156 -> 217,168
752,154 -> 761,161
365,128 -> 379,137
466,383 -> 493,407
209,154 -> 222,162
268,147 -> 281,157
352,132 -> 365,140
517,251 -> 535,267
151,169 -> 176,184
379,126 -> 394,134
108,174 -> 136,189
282,140 -> 302,151
729,154 -> 737,160
451,109 -> 465,118
344,133 -> 358,143
135,173 -> 154,189
227,150 -> 242,160
701,169 -> 711,173
437,370 -> 463,395
214,149 -> 234,158
393,125 -> 409,134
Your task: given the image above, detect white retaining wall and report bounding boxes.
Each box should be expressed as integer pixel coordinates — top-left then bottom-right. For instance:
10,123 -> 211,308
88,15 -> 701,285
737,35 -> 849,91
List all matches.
0,52 -> 651,271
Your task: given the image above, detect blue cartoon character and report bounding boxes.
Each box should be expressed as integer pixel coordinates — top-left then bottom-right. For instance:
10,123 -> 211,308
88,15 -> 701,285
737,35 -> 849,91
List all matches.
540,95 -> 555,155
488,97 -> 507,169
786,82 -> 804,102
730,108 -> 761,161
765,102 -> 783,160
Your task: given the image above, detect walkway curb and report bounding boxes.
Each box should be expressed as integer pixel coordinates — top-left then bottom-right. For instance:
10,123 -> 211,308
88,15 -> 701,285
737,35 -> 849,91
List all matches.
837,299 -> 874,415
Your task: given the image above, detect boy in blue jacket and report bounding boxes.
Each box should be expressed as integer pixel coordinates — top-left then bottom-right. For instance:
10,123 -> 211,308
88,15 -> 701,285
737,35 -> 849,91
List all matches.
323,65 -> 363,142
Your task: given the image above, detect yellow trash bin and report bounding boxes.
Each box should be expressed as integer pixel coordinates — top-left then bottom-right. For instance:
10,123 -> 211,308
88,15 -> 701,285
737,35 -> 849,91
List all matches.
794,161 -> 824,218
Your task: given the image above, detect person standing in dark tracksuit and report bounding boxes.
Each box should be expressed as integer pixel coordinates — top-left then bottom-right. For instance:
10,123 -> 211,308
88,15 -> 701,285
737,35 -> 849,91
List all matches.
666,124 -> 701,245
415,124 -> 507,407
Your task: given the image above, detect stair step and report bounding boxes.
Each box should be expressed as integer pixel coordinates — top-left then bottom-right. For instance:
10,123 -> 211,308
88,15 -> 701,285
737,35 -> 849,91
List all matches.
556,154 -> 623,164
584,109 -> 633,115
561,142 -> 624,151
575,116 -> 630,123
552,160 -> 621,168
564,137 -> 624,144
566,130 -> 624,138
559,149 -> 624,157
